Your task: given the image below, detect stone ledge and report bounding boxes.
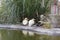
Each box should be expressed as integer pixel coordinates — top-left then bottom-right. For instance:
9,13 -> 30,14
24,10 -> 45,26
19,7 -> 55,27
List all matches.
0,24 -> 60,36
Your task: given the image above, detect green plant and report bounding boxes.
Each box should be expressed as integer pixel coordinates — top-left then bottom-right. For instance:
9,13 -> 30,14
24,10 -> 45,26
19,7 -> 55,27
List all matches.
0,0 -> 51,24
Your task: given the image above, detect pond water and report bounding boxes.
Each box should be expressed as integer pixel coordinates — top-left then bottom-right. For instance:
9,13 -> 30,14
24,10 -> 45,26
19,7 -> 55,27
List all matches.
0,29 -> 60,40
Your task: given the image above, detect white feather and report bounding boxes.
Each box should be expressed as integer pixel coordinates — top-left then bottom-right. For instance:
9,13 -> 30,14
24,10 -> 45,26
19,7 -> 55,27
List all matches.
40,15 -> 45,21
28,19 -> 35,27
39,21 -> 44,24
40,15 -> 44,18
22,18 -> 28,25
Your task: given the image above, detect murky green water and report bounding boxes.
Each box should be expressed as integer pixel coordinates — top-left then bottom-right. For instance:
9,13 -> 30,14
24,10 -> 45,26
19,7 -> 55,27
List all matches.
0,29 -> 60,40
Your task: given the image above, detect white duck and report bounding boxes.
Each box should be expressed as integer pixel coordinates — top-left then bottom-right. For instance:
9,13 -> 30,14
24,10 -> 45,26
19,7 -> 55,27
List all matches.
28,18 -> 35,36
40,15 -> 44,21
40,15 -> 44,18
38,21 -> 44,24
22,18 -> 28,36
28,18 -> 35,27
38,21 -> 44,26
22,18 -> 28,25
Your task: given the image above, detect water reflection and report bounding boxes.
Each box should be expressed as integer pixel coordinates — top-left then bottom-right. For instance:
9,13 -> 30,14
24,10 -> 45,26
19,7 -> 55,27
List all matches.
0,0 -> 2,7
0,29 -> 60,40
